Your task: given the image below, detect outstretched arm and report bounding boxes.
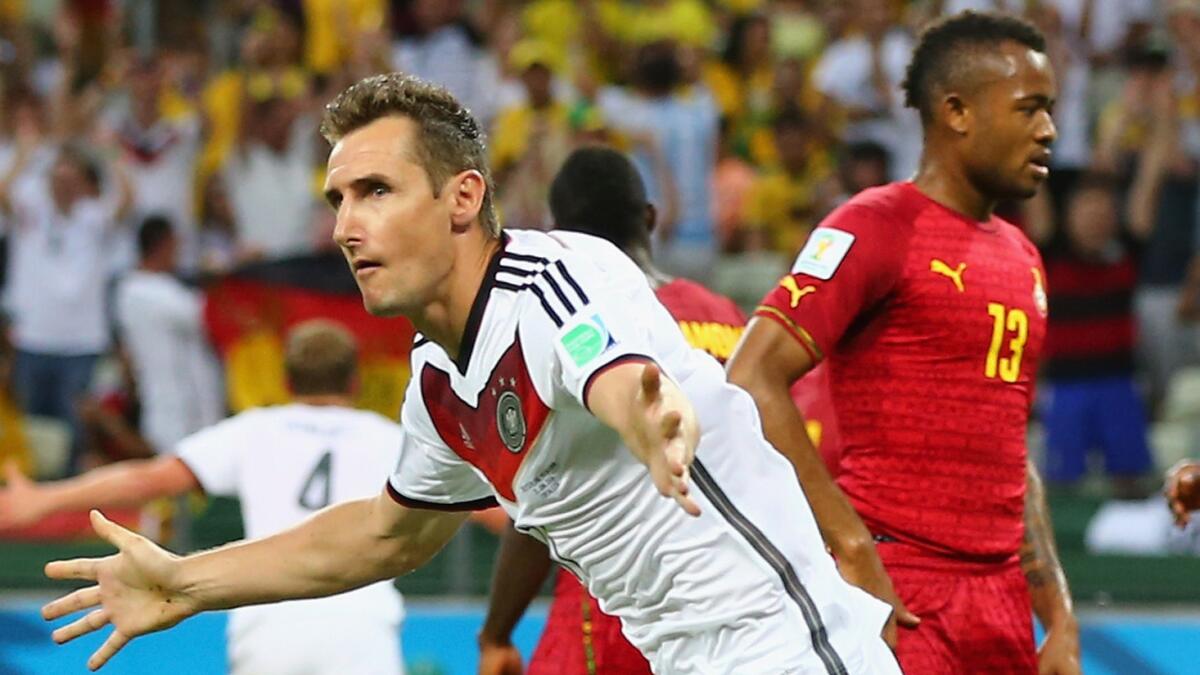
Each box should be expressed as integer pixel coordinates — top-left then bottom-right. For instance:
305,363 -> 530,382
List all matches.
43,493 -> 467,670
0,458 -> 195,530
727,317 -> 918,646
1022,460 -> 1081,675
478,524 -> 555,674
586,360 -> 701,516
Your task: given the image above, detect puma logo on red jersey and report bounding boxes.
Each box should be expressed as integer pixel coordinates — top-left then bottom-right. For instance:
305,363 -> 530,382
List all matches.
930,259 -> 967,292
779,276 -> 817,308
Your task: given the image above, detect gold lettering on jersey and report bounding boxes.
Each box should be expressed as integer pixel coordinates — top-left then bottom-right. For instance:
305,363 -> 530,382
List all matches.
678,321 -> 745,361
779,276 -> 817,308
930,259 -> 967,292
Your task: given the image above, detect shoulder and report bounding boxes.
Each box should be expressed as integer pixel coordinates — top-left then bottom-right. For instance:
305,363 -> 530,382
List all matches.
818,183 -> 919,238
657,278 -> 745,325
501,229 -> 644,297
995,216 -> 1042,262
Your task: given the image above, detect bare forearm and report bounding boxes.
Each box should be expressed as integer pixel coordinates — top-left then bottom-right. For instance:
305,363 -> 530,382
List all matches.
178,496 -> 462,612
1022,462 -> 1075,630
39,459 -> 186,516
742,373 -> 873,557
480,525 -> 555,644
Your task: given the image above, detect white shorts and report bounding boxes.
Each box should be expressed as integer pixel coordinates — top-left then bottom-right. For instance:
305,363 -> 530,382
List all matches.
228,613 -> 403,675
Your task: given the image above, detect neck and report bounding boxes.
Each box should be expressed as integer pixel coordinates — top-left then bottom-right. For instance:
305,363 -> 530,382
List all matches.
410,235 -> 503,361
293,393 -> 354,407
627,244 -> 672,288
913,145 -> 996,222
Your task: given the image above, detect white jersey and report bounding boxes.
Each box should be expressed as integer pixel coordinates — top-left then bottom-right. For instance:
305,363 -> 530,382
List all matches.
388,230 -> 895,673
176,403 -> 405,675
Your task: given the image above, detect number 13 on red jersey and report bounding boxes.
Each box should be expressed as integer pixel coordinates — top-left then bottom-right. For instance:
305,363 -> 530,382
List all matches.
985,303 -> 1028,383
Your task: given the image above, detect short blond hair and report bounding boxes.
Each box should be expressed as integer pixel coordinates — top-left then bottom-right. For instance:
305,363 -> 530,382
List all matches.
320,72 -> 500,238
284,320 -> 358,396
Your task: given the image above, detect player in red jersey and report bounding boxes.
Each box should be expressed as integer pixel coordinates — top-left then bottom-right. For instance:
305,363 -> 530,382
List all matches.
727,11 -> 1080,675
478,146 -> 839,675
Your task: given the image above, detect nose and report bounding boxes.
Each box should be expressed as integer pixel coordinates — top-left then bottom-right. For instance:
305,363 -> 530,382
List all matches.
331,203 -> 359,250
1036,110 -> 1057,145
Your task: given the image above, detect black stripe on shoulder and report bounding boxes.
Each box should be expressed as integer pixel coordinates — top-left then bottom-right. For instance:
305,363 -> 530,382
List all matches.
554,259 -> 590,305
497,263 -> 538,279
494,280 -> 530,293
538,271 -> 576,315
503,251 -> 550,265
528,283 -> 563,327
413,335 -> 431,349
385,481 -> 499,512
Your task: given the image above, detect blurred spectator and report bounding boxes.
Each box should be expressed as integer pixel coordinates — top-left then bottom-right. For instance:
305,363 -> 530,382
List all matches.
1097,29 -> 1200,412
834,140 -> 891,205
78,346 -> 154,467
813,0 -> 921,180
743,110 -> 836,257
1032,169 -> 1163,497
223,95 -> 319,260
107,57 -> 203,272
598,40 -> 718,282
196,175 -> 240,275
770,0 -> 827,62
705,13 -> 774,147
114,215 -> 224,456
0,132 -> 132,476
490,40 -> 572,231
711,118 -> 757,252
393,0 -> 499,125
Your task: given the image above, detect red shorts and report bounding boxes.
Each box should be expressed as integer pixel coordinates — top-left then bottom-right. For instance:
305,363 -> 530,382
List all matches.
528,571 -> 651,675
880,542 -> 1037,674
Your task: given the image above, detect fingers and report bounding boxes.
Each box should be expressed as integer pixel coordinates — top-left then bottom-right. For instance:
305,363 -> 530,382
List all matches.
896,605 -> 922,628
42,585 -> 101,621
88,630 -> 130,671
90,510 -> 136,550
660,410 -> 682,440
640,362 -> 662,399
52,608 -> 109,644
45,557 -> 101,582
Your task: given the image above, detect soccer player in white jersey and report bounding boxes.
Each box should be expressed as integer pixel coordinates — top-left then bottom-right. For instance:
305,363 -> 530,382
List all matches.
41,73 -> 900,674
5,320 -> 406,675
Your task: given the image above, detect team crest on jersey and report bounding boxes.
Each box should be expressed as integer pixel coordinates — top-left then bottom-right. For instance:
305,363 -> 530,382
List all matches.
792,227 -> 854,280
1032,267 -> 1048,316
496,390 -> 527,453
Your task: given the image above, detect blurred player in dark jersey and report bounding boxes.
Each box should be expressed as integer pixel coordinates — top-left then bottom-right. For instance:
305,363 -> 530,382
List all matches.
727,12 -> 1080,675
478,146 -> 838,674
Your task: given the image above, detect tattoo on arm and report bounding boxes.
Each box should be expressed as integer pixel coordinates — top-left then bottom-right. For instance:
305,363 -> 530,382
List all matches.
1023,460 -> 1073,622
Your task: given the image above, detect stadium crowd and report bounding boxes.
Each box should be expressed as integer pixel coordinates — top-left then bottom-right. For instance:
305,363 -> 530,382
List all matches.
0,0 -> 1192,537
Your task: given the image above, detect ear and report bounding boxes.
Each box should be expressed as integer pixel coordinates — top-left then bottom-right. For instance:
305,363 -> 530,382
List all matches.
942,93 -> 971,135
645,203 -> 657,236
448,169 -> 487,234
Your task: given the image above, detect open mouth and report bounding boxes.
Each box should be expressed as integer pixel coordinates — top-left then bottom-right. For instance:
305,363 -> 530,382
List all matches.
1028,153 -> 1051,178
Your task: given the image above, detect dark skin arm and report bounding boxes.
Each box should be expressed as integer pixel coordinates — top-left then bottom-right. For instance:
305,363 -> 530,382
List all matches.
478,524 -> 555,674
1022,460 -> 1081,675
726,317 -> 918,647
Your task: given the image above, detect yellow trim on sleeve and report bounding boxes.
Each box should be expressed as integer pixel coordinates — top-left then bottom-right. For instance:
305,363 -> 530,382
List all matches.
753,305 -> 824,361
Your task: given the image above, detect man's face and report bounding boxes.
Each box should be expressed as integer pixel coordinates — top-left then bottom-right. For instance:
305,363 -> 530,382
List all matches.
960,42 -> 1058,201
50,159 -> 86,207
326,116 -> 459,317
521,64 -> 553,108
1066,188 -> 1117,256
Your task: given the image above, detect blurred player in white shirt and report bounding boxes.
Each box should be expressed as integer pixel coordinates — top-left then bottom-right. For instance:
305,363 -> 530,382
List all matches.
1,320 -> 406,675
40,74 -> 898,674
114,216 -> 224,454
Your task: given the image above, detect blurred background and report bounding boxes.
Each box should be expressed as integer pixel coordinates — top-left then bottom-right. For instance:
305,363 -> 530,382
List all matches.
0,0 -> 1197,673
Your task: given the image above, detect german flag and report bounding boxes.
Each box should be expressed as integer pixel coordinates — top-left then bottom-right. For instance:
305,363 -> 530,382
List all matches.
204,253 -> 415,418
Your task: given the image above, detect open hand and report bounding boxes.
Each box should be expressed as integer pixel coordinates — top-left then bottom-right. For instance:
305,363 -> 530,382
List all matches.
633,364 -> 701,517
42,510 -> 197,670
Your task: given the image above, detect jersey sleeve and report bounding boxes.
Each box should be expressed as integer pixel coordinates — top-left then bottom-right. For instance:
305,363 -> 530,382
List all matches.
754,204 -> 909,359
386,381 -> 498,511
517,248 -> 664,410
173,414 -> 248,496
